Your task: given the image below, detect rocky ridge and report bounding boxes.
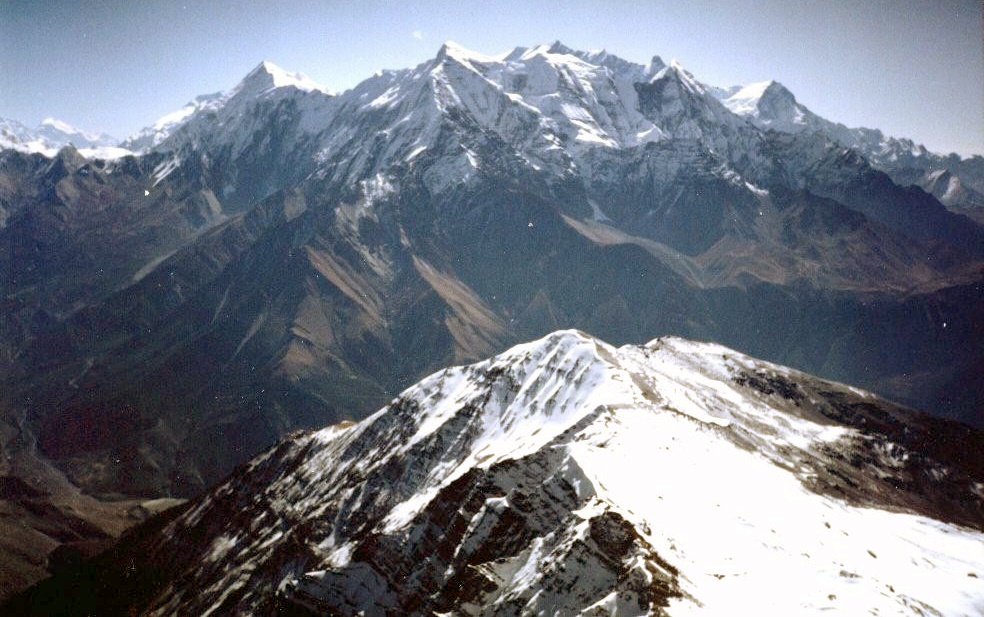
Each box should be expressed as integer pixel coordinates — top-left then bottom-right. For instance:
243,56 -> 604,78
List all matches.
5,330 -> 982,615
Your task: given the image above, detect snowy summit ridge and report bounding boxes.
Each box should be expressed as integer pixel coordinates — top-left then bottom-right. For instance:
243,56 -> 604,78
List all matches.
5,40 -> 981,175
72,329 -> 983,616
120,60 -> 330,153
236,60 -> 328,95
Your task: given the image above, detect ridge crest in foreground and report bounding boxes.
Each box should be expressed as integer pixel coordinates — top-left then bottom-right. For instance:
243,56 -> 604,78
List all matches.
7,330 -> 983,615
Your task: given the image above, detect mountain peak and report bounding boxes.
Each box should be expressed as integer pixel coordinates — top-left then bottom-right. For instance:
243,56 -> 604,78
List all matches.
650,59 -> 707,95
759,79 -> 794,99
40,117 -> 81,134
122,60 -> 328,153
647,54 -> 667,75
238,60 -> 326,94
506,41 -> 590,63
436,39 -> 464,60
546,40 -> 576,55
34,117 -> 117,149
0,116 -> 122,157
436,40 -> 503,65
723,79 -> 798,120
668,58 -> 697,76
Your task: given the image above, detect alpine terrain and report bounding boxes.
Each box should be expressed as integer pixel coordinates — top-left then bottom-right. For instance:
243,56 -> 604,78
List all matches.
1,41 -> 982,598
6,330 -> 982,615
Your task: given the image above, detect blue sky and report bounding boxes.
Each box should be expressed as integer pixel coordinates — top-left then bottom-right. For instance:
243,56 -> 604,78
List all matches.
1,0 -> 981,155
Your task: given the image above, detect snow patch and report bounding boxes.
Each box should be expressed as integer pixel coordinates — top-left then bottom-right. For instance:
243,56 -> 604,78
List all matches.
359,173 -> 396,208
151,156 -> 180,186
368,85 -> 401,109
744,181 -> 769,196
588,198 -> 612,222
206,533 -> 239,563
77,146 -> 133,160
405,144 -> 427,162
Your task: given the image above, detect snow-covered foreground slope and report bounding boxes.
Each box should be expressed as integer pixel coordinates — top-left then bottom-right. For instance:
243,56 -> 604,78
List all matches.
32,330 -> 978,616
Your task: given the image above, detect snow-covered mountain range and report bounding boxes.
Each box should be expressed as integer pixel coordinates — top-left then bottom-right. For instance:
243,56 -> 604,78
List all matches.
5,43 -> 982,235
0,117 -> 124,159
115,45 -> 984,206
5,43 -> 982,211
1,42 -> 983,603
715,80 -> 984,221
7,330 -> 981,615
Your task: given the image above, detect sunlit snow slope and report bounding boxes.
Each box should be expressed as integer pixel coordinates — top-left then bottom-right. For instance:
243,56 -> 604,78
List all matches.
18,330 -> 979,616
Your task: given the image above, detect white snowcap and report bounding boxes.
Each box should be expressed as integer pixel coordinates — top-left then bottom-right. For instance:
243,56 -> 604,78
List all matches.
41,117 -> 83,134
242,60 -> 328,93
437,40 -> 505,64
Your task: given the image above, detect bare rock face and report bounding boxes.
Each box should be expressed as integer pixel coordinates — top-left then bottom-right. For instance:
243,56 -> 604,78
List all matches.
6,331 -> 981,615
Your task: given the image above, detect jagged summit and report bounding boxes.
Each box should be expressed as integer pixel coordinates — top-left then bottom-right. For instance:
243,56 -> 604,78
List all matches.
439,40 -> 632,67
723,79 -> 801,123
724,80 -> 779,106
647,54 -> 667,74
545,39 -> 576,55
235,59 -> 327,95
437,39 -> 507,64
121,58 -> 333,154
653,58 -> 708,93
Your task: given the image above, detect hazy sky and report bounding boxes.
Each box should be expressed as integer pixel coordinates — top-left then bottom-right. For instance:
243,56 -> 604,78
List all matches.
1,0 -> 981,155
